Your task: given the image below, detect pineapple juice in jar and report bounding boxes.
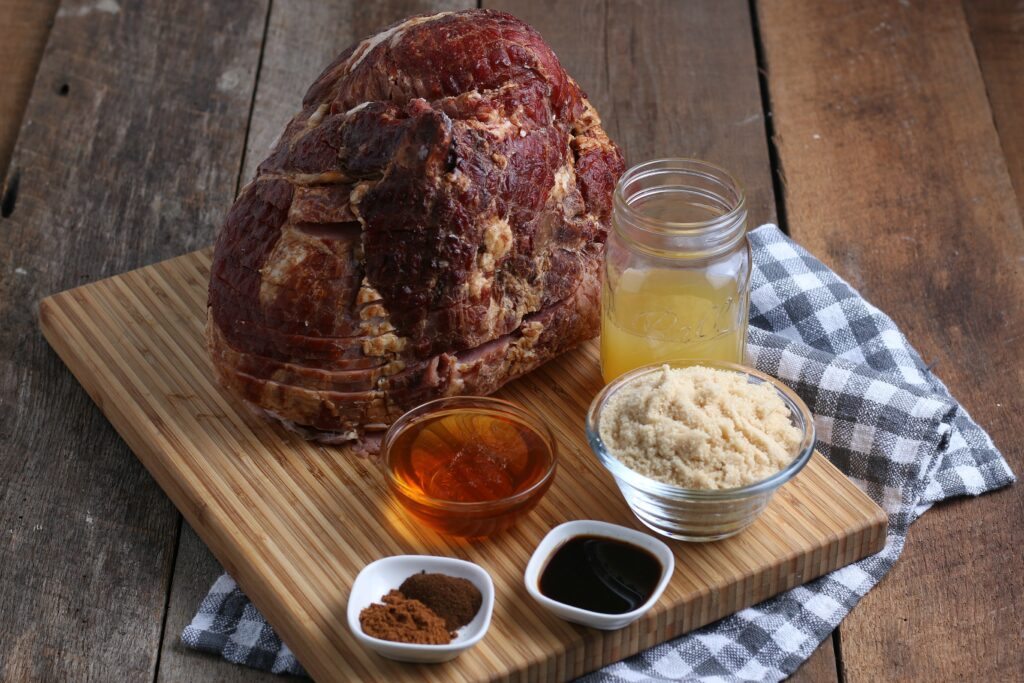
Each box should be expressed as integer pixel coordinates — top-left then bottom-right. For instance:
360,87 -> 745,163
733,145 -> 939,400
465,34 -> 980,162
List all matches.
601,160 -> 750,383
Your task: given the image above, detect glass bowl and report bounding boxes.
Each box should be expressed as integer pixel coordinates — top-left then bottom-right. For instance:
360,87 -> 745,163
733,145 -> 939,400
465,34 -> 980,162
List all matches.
383,396 -> 558,538
586,360 -> 816,542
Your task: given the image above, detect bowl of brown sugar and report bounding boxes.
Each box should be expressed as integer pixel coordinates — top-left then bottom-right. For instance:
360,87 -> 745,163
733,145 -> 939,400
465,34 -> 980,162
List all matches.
347,555 -> 494,663
587,360 -> 816,541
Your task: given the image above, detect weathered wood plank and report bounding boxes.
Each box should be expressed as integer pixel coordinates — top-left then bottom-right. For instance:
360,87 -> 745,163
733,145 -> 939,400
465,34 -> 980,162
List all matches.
487,2 -> 832,676
157,2 -> 471,679
965,0 -> 1024,213
486,0 -> 777,227
788,635 -> 839,683
0,0 -> 268,680
240,0 -> 472,182
0,0 -> 58,178
757,1 -> 1024,680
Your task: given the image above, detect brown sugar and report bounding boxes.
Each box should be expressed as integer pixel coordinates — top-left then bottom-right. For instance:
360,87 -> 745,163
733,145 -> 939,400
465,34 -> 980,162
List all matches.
599,365 -> 803,489
399,571 -> 483,631
359,590 -> 452,644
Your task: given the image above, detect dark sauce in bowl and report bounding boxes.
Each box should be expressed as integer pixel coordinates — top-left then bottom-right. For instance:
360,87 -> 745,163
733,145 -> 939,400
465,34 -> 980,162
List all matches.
538,535 -> 662,614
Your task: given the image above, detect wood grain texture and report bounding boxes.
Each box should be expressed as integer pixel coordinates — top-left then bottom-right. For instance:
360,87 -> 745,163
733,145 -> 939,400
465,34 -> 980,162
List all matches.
787,633 -> 839,683
965,0 -> 1024,213
757,1 -> 1024,680
486,0 -> 776,227
0,0 -> 58,178
39,250 -> 886,682
0,0 -> 269,680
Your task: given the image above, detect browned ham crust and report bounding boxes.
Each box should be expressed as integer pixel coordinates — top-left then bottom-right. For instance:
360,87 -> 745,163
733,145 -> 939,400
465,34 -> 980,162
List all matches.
207,9 -> 624,441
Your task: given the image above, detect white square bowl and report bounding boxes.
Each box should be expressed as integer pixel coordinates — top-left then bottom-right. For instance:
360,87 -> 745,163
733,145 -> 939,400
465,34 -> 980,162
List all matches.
524,520 -> 675,630
347,555 -> 495,663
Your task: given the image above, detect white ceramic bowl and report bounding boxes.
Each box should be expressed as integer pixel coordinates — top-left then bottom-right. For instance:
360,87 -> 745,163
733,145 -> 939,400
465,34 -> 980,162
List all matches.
524,520 -> 674,630
347,555 -> 495,663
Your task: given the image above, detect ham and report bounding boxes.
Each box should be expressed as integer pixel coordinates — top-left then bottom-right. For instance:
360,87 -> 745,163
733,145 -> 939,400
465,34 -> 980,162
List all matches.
207,9 -> 624,441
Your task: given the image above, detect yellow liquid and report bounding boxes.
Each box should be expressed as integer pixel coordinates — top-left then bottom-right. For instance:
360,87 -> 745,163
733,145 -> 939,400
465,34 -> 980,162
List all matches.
601,267 -> 747,382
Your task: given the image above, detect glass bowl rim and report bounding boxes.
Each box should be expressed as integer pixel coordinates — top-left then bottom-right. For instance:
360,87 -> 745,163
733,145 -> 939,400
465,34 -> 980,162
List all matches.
382,395 -> 559,511
586,359 -> 816,500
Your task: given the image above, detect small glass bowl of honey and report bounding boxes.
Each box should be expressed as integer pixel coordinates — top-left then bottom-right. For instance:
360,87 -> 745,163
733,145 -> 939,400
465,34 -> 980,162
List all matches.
383,396 -> 557,538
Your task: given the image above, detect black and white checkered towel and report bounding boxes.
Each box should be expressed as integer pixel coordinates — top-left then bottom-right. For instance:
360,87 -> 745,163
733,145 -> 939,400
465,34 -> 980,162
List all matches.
183,224 -> 1015,681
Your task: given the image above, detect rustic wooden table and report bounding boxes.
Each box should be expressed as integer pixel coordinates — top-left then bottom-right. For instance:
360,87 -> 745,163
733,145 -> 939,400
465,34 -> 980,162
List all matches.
1,1 -> 1020,681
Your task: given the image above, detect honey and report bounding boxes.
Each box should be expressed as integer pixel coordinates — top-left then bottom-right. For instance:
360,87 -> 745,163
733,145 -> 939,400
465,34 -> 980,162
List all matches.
385,399 -> 556,537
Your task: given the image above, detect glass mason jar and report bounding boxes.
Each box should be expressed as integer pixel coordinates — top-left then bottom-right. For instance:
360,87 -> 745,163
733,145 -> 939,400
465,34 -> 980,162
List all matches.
601,159 -> 751,383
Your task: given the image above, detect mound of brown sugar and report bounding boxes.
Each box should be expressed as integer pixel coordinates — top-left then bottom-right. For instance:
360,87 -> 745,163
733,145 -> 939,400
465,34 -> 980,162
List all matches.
600,365 -> 803,489
359,590 -> 451,645
399,571 -> 483,631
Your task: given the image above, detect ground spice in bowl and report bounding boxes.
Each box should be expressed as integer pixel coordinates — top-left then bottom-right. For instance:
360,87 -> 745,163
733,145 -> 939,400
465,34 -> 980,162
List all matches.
399,571 -> 483,631
358,572 -> 484,645
359,590 -> 452,645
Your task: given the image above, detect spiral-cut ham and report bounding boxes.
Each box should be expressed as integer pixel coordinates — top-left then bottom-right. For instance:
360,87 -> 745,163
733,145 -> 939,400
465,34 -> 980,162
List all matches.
207,9 -> 625,441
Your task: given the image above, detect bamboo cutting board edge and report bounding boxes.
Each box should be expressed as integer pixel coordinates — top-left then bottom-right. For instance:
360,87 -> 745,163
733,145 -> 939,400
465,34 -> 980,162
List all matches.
39,285 -> 368,680
38,250 -> 888,682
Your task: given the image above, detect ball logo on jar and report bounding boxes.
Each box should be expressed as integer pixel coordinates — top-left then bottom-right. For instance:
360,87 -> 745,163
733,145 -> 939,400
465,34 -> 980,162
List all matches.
630,296 -> 737,343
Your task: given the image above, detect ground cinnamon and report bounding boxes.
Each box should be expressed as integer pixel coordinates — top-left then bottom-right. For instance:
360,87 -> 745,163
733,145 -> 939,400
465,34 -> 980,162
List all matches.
359,590 -> 451,644
399,571 -> 483,631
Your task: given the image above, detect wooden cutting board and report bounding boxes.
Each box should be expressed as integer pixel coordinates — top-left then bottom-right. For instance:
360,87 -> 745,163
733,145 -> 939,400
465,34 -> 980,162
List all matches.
39,249 -> 887,682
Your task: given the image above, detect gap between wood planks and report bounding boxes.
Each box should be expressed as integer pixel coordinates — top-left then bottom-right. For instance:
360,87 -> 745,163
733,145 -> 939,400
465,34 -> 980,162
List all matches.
0,0 -> 272,679
151,518 -> 185,683
748,0 -> 789,235
0,0 -> 59,182
749,1 -> 841,680
149,6 -> 278,680
757,1 -> 1024,680
965,0 -> 1024,211
233,0 -> 276,199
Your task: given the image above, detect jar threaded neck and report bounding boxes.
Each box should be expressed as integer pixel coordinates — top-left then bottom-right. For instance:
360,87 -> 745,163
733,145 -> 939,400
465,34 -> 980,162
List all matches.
613,158 -> 747,258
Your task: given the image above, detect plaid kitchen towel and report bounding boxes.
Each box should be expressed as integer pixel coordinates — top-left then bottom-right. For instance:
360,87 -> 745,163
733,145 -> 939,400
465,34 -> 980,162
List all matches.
182,224 -> 1015,681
